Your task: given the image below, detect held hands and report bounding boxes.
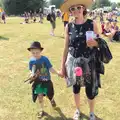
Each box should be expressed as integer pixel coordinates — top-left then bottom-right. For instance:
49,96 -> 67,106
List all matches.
57,71 -> 64,78
58,66 -> 67,78
86,39 -> 98,47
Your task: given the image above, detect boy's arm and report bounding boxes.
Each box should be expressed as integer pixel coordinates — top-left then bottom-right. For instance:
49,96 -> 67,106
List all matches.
50,67 -> 63,77
46,57 -> 62,77
49,67 -> 58,75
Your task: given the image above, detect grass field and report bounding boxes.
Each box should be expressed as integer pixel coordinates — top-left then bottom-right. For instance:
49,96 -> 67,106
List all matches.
0,17 -> 120,120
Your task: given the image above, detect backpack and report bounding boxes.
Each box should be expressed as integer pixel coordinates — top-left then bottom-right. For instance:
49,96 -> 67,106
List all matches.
47,14 -> 51,21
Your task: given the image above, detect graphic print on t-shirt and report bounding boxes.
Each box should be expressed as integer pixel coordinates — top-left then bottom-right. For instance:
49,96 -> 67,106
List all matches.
35,62 -> 49,81
29,56 -> 52,81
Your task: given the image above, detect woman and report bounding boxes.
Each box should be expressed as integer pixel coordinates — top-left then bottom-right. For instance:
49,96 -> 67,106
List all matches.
60,0 -> 100,120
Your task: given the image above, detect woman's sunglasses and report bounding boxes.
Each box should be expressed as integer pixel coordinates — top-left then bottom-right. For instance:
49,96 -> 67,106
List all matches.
69,6 -> 84,12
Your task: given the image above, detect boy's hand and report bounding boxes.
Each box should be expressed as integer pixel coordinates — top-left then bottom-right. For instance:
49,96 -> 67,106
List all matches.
29,70 -> 40,80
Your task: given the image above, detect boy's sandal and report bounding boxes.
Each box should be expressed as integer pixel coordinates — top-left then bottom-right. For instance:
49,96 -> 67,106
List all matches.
51,99 -> 56,108
37,111 -> 44,118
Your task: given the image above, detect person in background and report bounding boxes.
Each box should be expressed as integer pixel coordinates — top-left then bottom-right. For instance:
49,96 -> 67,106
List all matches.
103,21 -> 116,42
111,20 -> 119,31
101,21 -> 105,34
30,10 -> 33,20
24,12 -> 29,24
57,11 -> 61,18
2,11 -> 6,24
107,12 -> 113,22
62,12 -> 69,30
99,10 -> 104,23
93,11 -> 97,20
39,9 -> 43,24
111,20 -> 120,41
48,7 -> 56,36
33,11 -> 37,23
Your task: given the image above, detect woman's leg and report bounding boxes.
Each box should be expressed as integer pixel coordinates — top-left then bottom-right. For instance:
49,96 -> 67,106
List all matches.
73,83 -> 81,109
86,84 -> 97,120
88,99 -> 95,113
73,83 -> 81,119
74,93 -> 80,109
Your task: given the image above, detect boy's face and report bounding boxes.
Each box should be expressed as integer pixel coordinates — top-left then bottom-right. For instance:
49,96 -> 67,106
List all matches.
30,49 -> 41,59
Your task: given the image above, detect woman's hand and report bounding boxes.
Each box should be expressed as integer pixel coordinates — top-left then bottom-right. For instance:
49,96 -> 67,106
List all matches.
59,65 -> 67,78
86,39 -> 98,47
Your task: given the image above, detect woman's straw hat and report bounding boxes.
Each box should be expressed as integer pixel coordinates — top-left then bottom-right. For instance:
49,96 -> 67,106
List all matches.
60,0 -> 94,13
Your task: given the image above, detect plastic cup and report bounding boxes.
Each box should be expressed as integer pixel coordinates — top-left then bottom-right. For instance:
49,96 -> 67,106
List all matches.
86,31 -> 94,41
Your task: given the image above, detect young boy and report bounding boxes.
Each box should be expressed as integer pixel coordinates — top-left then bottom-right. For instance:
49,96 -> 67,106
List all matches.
27,41 -> 61,118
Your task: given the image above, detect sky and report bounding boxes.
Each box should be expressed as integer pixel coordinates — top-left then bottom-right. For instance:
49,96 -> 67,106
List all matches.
110,0 -> 119,3
47,0 -> 119,3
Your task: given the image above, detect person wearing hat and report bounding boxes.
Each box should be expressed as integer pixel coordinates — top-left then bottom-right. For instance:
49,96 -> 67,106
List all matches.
60,0 -> 100,120
27,41 -> 61,118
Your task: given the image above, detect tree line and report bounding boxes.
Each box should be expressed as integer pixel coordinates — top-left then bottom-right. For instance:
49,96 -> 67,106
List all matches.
0,0 -> 47,15
0,0 -> 120,15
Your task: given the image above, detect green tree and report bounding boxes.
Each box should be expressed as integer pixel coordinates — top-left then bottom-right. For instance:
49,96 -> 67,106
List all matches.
111,2 -> 117,10
0,0 -> 2,7
2,0 -> 47,15
50,0 -> 64,8
91,0 -> 111,10
118,2 -> 120,7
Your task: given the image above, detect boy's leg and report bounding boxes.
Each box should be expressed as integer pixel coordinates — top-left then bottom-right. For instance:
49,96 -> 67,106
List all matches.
37,94 -> 44,118
47,81 -> 56,107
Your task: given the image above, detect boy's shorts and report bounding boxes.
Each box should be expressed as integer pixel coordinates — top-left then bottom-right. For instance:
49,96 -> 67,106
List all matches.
34,80 -> 54,100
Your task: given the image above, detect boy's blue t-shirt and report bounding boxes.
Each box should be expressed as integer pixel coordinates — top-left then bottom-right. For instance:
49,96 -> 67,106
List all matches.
29,56 -> 52,81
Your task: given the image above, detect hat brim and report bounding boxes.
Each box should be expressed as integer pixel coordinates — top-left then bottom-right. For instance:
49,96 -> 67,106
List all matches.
60,0 -> 93,13
27,47 -> 44,51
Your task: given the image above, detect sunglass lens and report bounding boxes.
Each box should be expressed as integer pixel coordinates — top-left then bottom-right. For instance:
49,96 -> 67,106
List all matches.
77,7 -> 81,10
71,7 -> 75,11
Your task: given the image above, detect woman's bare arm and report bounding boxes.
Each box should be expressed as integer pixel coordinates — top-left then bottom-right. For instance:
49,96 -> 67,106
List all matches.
61,24 -> 69,69
93,20 -> 99,36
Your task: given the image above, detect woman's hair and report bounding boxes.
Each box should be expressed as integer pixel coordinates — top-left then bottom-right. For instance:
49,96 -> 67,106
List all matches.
83,8 -> 87,16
